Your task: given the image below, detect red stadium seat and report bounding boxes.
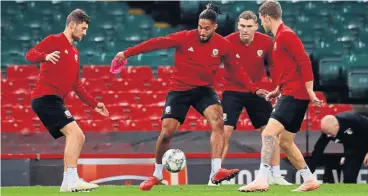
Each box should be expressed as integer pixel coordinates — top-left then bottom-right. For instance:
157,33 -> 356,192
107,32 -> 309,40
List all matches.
108,105 -> 141,120
238,109 -> 249,120
12,106 -> 37,120
120,66 -> 153,81
149,78 -> 170,92
82,66 -> 114,80
68,105 -> 92,120
150,92 -> 167,106
2,79 -> 36,94
187,107 -> 201,120
6,65 -> 39,80
2,93 -> 31,107
110,79 -> 142,93
2,120 -> 22,132
130,119 -> 160,131
157,66 -> 174,80
1,106 -> 39,121
113,92 -> 140,106
77,119 -> 122,132
140,106 -> 164,120
64,92 -> 85,107
99,92 -> 119,106
1,120 -> 46,133
23,119 -> 47,133
83,79 -> 110,92
236,118 -> 253,130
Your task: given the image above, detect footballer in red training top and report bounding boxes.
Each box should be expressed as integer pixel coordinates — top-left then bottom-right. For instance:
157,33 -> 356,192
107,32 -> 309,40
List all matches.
220,10 -> 292,186
113,2 -> 268,192
238,0 -> 322,193
25,9 -> 107,192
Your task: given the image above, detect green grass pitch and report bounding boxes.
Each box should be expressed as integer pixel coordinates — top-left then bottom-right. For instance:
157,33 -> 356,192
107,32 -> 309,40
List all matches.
2,184 -> 368,196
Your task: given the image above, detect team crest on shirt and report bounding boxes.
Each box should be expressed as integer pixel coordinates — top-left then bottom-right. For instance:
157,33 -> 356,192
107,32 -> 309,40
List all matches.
257,50 -> 263,57
212,49 -> 219,57
75,54 -> 78,62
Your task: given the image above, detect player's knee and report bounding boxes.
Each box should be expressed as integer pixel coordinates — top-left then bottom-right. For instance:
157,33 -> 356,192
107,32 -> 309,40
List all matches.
73,130 -> 85,144
224,126 -> 234,140
208,114 -> 224,131
261,127 -> 275,137
161,121 -> 177,142
262,119 -> 283,137
279,137 -> 293,150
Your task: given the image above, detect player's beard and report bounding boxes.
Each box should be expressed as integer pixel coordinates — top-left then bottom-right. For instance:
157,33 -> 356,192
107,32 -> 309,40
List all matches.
72,34 -> 83,42
199,33 -> 213,43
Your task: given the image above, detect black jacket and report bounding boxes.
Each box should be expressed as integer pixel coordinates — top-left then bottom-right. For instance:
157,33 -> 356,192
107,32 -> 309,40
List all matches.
309,111 -> 368,171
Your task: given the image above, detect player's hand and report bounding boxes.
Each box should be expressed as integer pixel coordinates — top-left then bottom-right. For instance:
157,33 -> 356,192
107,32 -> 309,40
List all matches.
114,51 -> 126,63
94,102 -> 109,117
45,51 -> 60,64
363,153 -> 368,166
308,91 -> 323,107
255,89 -> 269,97
265,89 -> 281,101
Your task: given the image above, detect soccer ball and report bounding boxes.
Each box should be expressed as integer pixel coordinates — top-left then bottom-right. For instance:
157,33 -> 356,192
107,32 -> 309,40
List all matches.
162,149 -> 186,173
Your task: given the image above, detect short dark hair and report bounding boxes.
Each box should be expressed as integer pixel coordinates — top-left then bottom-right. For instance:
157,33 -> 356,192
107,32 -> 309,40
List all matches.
199,2 -> 222,24
239,11 -> 257,22
66,9 -> 90,26
258,0 -> 282,19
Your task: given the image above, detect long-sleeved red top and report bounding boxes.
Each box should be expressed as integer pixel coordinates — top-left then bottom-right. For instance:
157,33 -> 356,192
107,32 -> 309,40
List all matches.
25,33 -> 98,108
224,31 -> 274,92
124,30 -> 258,92
273,24 -> 314,100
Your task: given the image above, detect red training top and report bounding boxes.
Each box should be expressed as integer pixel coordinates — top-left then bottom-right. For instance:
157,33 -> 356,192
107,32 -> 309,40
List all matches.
124,30 -> 258,92
224,31 -> 274,92
25,33 -> 98,108
272,24 -> 314,100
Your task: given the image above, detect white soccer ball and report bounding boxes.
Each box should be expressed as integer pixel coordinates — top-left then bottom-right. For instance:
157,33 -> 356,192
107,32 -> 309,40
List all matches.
162,149 -> 186,173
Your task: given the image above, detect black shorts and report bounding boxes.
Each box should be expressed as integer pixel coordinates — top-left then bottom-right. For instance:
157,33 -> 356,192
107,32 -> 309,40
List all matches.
31,95 -> 75,139
270,96 -> 310,133
161,86 -> 221,124
222,91 -> 273,129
